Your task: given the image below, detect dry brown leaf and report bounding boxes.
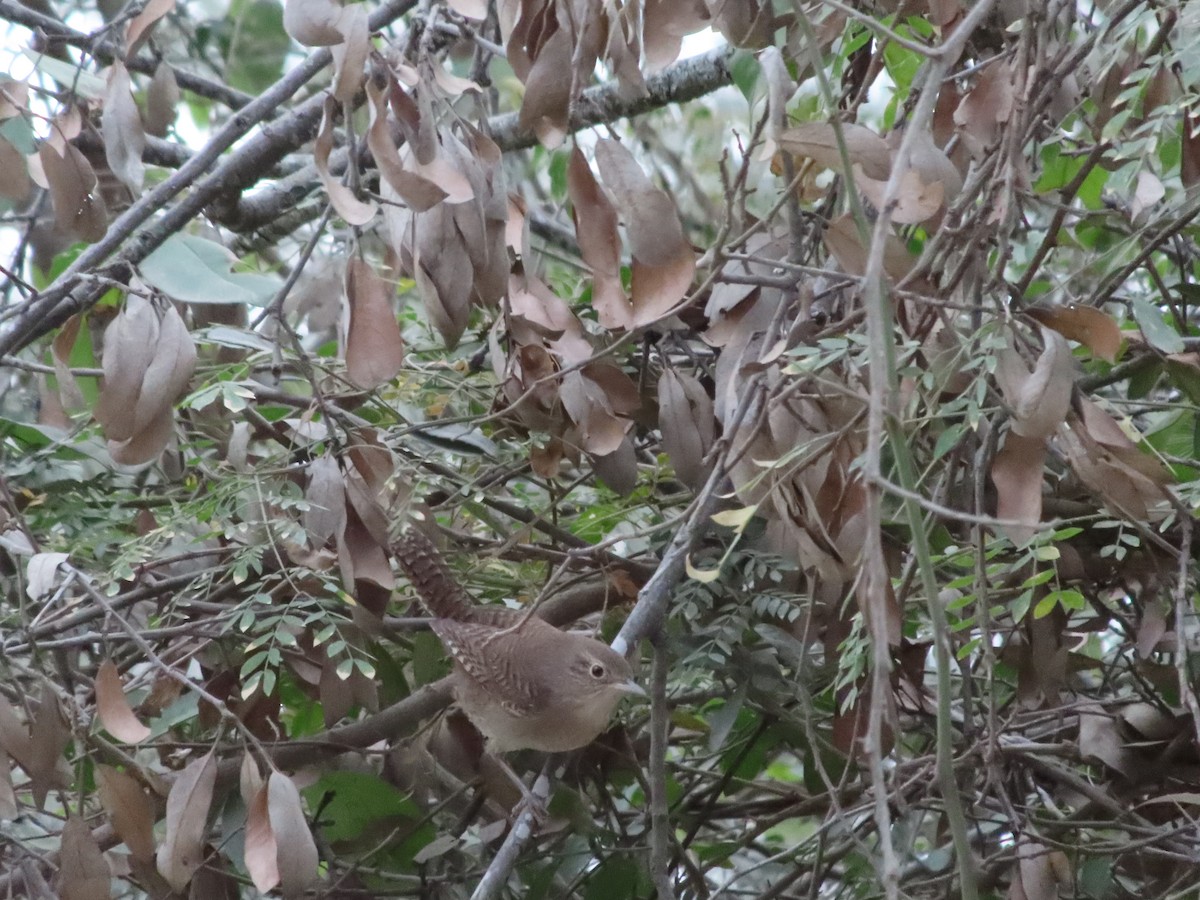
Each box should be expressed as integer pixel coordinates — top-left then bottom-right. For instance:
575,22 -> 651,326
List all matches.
644,0 -> 709,70
336,504 -> 394,609
823,213 -> 915,279
95,660 -> 151,744
0,748 -> 16,820
343,470 -> 389,546
1077,397 -> 1172,485
560,371 -> 631,456
0,78 -> 29,118
1135,602 -> 1168,658
995,327 -> 1073,440
58,816 -> 111,900
244,782 -> 279,893
125,0 -> 175,56
778,122 -> 891,181
52,314 -> 86,410
990,431 -> 1045,545
631,245 -> 695,327
568,147 -> 628,328
509,266 -> 577,339
530,437 -> 565,478
518,25 -> 571,148
268,772 -> 320,897
594,138 -> 687,267
239,750 -> 265,806
1078,704 -> 1136,776
1182,109 -> 1200,190
590,433 -> 639,496
102,62 -> 145,195
316,98 -> 377,225
319,655 -> 353,727
1057,414 -> 1167,522
0,135 -> 32,202
856,166 -> 944,224
94,295 -> 158,442
412,205 -> 472,348
283,0 -> 345,45
0,694 -> 33,774
331,2 -> 368,102
1026,305 -> 1123,363
927,0 -> 961,27
953,59 -> 1014,157
903,126 -> 962,207
366,82 -> 446,212
706,0 -> 771,48
96,764 -> 156,864
304,454 -> 346,548
657,368 -> 714,491
145,63 -> 179,138
343,258 -> 403,388
100,300 -> 196,465
156,750 -> 217,892
28,682 -> 71,809
108,405 -> 176,466
1013,838 -> 1065,900
38,141 -> 108,241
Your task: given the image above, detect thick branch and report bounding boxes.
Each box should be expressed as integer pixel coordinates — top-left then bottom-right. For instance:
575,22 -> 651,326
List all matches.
0,0 -> 256,111
0,0 -> 420,358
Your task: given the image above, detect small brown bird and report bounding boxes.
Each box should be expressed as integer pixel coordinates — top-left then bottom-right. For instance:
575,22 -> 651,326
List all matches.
394,528 -> 645,754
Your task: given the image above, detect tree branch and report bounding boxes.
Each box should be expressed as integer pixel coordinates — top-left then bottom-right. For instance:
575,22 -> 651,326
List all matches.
0,0 -> 420,358
0,0 -> 256,111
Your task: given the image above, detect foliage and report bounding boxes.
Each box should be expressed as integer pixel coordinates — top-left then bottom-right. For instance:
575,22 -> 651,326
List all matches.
1,0 -> 1199,898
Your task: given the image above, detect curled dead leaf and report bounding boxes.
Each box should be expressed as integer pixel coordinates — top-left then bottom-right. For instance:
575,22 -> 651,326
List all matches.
102,61 -> 145,195
316,98 -> 377,226
38,141 -> 108,241
96,763 -> 156,864
95,659 -> 151,744
995,327 -> 1073,440
267,772 -> 320,897
304,454 -> 347,548
283,0 -> 345,45
125,0 -> 174,56
779,121 -> 891,181
58,816 -> 111,900
657,368 -> 714,491
343,258 -> 403,388
568,147 -> 628,329
1026,305 -> 1123,363
156,750 -> 217,892
990,431 -> 1046,544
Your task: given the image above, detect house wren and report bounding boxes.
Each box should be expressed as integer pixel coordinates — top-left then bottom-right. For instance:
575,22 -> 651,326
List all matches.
395,529 -> 645,753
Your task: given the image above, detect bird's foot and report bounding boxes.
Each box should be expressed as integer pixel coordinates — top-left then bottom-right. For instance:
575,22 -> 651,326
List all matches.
512,773 -> 550,828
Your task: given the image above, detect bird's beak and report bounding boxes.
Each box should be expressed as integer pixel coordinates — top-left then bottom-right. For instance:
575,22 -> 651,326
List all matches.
617,679 -> 648,699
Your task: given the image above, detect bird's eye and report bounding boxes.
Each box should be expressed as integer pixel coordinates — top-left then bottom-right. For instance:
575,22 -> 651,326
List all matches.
590,663 -> 606,679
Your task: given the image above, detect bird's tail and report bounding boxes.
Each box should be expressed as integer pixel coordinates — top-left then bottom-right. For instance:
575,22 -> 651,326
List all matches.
394,528 -> 475,620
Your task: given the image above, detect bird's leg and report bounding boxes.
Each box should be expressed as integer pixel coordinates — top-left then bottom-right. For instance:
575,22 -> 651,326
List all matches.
483,751 -> 549,824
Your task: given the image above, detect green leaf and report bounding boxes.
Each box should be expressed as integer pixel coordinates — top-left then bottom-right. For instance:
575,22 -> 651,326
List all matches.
22,50 -> 106,100
1129,296 -> 1184,353
585,855 -> 644,900
1033,594 -> 1058,619
730,49 -> 760,104
140,234 -> 282,306
0,115 -> 36,155
219,0 -> 289,94
302,771 -> 420,843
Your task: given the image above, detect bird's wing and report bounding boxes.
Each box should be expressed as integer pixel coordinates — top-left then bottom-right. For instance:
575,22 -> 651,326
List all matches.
429,619 -> 545,717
